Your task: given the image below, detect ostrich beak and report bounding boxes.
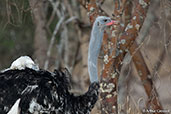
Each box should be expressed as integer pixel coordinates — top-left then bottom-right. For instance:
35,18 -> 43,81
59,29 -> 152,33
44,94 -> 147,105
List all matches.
106,20 -> 117,26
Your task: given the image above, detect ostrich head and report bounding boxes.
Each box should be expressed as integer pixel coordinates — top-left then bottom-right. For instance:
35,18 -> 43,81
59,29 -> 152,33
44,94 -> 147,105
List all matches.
93,16 -> 115,31
88,16 -> 116,83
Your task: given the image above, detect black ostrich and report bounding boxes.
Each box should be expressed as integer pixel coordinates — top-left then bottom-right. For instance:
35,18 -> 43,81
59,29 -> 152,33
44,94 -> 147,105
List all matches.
0,16 -> 116,114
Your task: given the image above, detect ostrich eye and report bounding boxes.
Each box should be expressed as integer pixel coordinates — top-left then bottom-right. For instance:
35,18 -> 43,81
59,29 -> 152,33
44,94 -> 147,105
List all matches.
104,19 -> 108,22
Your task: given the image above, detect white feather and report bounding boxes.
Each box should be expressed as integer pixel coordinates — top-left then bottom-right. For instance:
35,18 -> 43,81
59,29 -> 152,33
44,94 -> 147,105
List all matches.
7,98 -> 21,114
10,56 -> 39,70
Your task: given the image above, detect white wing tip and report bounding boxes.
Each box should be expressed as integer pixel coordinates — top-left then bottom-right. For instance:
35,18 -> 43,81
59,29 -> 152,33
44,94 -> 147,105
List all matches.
7,98 -> 21,114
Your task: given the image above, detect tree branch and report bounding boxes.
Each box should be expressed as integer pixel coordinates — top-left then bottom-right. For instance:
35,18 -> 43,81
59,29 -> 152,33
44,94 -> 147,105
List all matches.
44,0 -> 65,70
44,16 -> 65,70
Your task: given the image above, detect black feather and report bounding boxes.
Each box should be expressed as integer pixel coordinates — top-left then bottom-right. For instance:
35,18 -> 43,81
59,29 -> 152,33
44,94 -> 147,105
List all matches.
0,68 -> 99,114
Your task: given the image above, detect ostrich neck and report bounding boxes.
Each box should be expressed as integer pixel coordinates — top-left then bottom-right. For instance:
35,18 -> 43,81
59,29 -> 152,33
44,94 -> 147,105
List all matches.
88,24 -> 104,83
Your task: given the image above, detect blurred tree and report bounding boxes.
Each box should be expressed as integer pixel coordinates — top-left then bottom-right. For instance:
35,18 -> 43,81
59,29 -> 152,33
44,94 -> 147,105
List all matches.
0,0 -> 34,69
29,0 -> 48,68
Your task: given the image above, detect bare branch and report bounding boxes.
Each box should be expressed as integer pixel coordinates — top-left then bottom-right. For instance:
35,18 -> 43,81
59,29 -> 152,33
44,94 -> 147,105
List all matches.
44,16 -> 65,69
44,0 -> 65,69
130,42 -> 163,112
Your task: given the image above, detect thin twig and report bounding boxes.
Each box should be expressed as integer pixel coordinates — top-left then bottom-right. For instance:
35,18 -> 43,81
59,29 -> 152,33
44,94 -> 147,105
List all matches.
44,16 -> 65,69
65,16 -> 78,25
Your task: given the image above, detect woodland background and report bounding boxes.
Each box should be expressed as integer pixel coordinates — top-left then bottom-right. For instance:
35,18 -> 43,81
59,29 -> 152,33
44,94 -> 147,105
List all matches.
0,0 -> 171,114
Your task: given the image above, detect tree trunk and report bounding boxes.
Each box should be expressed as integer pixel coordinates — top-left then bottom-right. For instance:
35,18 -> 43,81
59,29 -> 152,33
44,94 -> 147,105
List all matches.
29,0 -> 48,68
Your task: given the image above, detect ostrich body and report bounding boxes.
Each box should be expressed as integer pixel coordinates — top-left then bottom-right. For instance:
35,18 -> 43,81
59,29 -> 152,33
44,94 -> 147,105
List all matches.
0,16 -> 115,114
1,68 -> 99,114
